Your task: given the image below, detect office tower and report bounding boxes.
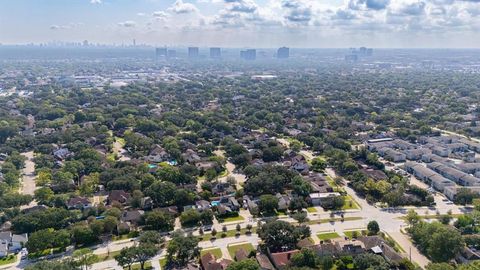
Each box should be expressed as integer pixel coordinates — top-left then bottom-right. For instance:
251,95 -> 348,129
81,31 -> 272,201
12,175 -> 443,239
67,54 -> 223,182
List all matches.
210,47 -> 221,59
240,49 -> 256,61
188,47 -> 199,58
133,39 -> 136,47
155,47 -> 167,62
277,47 -> 289,59
167,49 -> 176,59
82,40 -> 89,47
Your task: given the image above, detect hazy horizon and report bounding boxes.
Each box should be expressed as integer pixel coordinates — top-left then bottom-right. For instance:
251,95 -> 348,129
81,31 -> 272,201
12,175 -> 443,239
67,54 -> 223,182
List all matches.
1,0 -> 480,48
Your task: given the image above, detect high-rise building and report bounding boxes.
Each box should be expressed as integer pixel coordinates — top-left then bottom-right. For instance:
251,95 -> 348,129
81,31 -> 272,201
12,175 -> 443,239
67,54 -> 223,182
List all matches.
188,47 -> 199,58
167,49 -> 177,59
277,47 -> 289,59
240,49 -> 256,61
210,47 -> 221,59
155,47 -> 167,61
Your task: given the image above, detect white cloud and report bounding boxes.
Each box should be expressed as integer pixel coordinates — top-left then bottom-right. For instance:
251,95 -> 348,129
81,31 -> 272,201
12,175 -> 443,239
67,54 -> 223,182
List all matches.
153,11 -> 169,18
118,20 -> 136,27
90,0 -> 102,4
168,0 -> 199,14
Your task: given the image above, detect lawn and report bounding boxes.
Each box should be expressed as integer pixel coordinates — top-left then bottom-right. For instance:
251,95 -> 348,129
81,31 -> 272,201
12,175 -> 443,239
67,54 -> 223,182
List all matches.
306,207 -> 317,213
217,215 -> 245,223
0,255 -> 16,266
125,261 -> 152,270
307,216 -> 363,225
201,247 -> 223,259
227,243 -> 255,259
95,250 -> 121,262
198,227 -> 256,242
326,176 -> 344,192
317,232 -> 341,241
344,230 -> 367,239
342,195 -> 361,210
115,137 -> 126,146
159,258 -> 167,268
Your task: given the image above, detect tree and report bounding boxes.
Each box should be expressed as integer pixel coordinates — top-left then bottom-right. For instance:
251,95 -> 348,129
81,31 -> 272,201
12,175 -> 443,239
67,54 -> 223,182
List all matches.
73,248 -> 98,270
311,157 -> 327,172
353,253 -> 390,270
290,248 -> 318,268
409,221 -> 464,262
115,246 -> 136,270
132,244 -> 158,270
180,209 -> 202,227
257,220 -> 309,252
138,231 -> 164,248
258,194 -> 279,214
166,231 -> 201,267
426,263 -> 455,270
226,259 -> 261,270
455,188 -> 479,205
26,228 -> 71,253
71,225 -> 98,246
34,187 -> 54,205
291,211 -> 309,224
25,259 -> 79,270
367,220 -> 380,235
406,209 -> 420,226
143,211 -> 174,232
145,181 -> 177,206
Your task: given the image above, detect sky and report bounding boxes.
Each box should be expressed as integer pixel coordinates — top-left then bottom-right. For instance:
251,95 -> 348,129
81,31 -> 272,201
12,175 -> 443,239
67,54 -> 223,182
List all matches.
0,0 -> 480,48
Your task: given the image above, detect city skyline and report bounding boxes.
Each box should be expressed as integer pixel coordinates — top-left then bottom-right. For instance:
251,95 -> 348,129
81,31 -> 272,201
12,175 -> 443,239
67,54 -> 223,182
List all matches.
1,0 -> 480,48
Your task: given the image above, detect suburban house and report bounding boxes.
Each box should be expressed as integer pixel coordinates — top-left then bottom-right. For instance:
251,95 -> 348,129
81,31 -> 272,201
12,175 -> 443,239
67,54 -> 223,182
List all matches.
67,197 -> 92,210
309,192 -> 341,207
268,250 -> 300,269
107,190 -> 131,205
200,252 -> 232,270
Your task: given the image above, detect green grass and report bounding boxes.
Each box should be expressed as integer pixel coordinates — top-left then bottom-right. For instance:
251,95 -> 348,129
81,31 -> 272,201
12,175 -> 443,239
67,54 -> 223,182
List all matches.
125,261 -> 152,270
306,207 -> 317,213
307,216 -> 363,225
217,215 -> 245,223
218,169 -> 229,177
342,195 -> 361,210
381,232 -> 406,253
0,255 -> 16,266
317,232 -> 341,241
227,243 -> 255,259
201,247 -> 223,259
115,137 -> 126,146
344,230 -> 367,239
198,228 -> 257,242
95,250 -> 121,262
159,258 -> 167,268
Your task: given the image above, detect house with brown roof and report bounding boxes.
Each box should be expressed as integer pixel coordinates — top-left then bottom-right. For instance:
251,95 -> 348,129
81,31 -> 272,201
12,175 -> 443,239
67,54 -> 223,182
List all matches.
268,250 -> 299,269
234,248 -> 248,261
200,252 -> 232,270
67,197 -> 92,210
108,190 -> 131,205
357,236 -> 404,263
256,253 -> 275,270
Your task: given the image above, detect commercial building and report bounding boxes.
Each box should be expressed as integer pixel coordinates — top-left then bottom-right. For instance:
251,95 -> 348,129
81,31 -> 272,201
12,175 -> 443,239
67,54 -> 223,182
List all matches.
277,47 -> 289,59
188,47 -> 199,59
210,47 -> 221,59
240,49 -> 256,61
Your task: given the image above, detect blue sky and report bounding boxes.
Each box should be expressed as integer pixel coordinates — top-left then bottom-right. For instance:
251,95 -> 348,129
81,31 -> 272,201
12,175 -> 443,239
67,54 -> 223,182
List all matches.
1,0 -> 479,48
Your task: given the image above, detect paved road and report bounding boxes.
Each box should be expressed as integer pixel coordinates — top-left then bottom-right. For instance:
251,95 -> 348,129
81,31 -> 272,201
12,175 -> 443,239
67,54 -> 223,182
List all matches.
20,151 -> 38,210
20,151 -> 36,196
113,139 -> 130,161
214,150 -> 246,190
